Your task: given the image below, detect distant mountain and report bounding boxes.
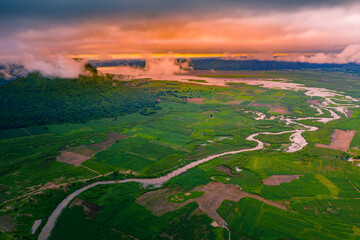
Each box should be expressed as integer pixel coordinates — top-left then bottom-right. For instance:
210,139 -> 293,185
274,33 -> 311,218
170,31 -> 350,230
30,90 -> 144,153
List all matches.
191,59 -> 360,71
90,59 -> 145,68
91,58 -> 360,73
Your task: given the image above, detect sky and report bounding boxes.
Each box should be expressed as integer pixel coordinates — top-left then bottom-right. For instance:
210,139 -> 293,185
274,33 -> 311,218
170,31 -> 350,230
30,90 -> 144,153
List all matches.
1,0 -> 360,61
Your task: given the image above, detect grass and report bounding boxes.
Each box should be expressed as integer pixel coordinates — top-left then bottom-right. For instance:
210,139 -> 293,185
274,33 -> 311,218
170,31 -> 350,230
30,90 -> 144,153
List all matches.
212,170 -> 261,187
84,151 -> 154,173
291,198 -> 360,227
4,72 -> 360,239
198,74 -> 276,78
281,174 -> 331,197
83,136 -> 188,174
3,79 -> 297,202
187,79 -> 208,83
50,183 -> 220,240
166,167 -> 211,191
260,185 -> 292,200
255,132 -> 293,149
218,197 -> 358,240
167,191 -> 204,203
315,173 -> 340,196
0,126 -> 49,140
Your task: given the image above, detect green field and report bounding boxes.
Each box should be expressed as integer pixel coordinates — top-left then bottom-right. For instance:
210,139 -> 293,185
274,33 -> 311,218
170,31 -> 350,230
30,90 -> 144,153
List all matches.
50,183 -> 219,240
218,197 -> 359,240
3,70 -> 360,239
212,170 -> 261,187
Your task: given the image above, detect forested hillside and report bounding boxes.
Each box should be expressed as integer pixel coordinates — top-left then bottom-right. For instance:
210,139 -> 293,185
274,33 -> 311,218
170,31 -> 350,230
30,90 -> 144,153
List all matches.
0,73 -> 159,129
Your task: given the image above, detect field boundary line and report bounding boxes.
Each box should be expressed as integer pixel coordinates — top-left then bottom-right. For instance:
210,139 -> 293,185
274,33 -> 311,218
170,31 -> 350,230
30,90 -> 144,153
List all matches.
80,165 -> 101,176
22,128 -> 40,142
344,173 -> 360,193
279,185 -> 294,199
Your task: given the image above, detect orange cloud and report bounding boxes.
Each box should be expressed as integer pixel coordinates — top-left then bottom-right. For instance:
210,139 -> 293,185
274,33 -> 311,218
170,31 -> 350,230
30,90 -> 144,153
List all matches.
2,4 -> 360,60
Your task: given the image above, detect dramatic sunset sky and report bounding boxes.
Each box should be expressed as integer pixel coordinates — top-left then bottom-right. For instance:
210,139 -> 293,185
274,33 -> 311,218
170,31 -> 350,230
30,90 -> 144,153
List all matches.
1,0 -> 360,61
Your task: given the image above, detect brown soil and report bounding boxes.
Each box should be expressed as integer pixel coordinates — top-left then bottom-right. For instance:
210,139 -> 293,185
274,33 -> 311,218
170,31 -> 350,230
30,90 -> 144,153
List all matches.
216,91 -> 232,95
92,133 -> 128,149
315,129 -> 356,152
69,198 -> 103,220
192,182 -> 286,226
136,188 -> 189,216
345,110 -> 354,118
263,175 -> 302,185
57,151 -> 89,166
249,102 -> 290,114
67,146 -> 99,156
249,103 -> 272,108
57,133 -> 128,166
187,98 -> 206,104
224,100 -> 243,105
269,105 -> 291,114
255,89 -> 267,93
0,215 -> 16,232
138,182 -> 286,227
214,165 -> 242,177
307,100 -> 321,104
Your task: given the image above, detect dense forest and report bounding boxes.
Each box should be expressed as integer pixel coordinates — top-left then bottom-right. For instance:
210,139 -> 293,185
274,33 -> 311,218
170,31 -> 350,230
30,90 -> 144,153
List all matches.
0,72 -> 159,129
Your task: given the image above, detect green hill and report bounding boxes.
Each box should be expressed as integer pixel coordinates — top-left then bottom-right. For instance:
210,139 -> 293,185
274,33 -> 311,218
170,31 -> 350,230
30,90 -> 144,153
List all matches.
0,72 -> 158,129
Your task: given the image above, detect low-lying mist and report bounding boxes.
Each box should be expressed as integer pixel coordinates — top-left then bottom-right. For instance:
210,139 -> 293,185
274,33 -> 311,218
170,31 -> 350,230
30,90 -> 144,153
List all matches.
2,44 -> 360,82
0,54 -> 87,80
97,55 -> 192,80
222,44 -> 360,64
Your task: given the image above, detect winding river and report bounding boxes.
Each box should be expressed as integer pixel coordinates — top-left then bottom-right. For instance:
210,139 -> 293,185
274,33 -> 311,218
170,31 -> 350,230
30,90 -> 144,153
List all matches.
38,76 -> 359,240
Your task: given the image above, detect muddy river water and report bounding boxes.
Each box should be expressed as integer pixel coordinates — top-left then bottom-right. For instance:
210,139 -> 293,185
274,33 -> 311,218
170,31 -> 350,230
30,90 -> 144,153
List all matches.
38,76 -> 359,240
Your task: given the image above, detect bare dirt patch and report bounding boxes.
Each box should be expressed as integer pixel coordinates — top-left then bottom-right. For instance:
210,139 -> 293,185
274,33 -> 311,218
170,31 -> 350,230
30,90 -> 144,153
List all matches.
57,133 -> 128,166
57,151 -> 89,166
0,215 -> 16,232
138,182 -> 286,226
187,98 -> 206,104
249,102 -> 290,114
214,165 -> 242,177
92,133 -> 128,149
136,188 -> 190,216
224,100 -> 243,105
249,103 -> 272,108
345,110 -> 354,118
216,91 -> 232,95
307,100 -> 321,104
211,221 -> 219,227
315,129 -> 356,152
269,105 -> 290,114
66,146 -> 100,156
263,175 -> 302,185
69,198 -> 103,220
192,182 -> 286,226
255,89 -> 267,93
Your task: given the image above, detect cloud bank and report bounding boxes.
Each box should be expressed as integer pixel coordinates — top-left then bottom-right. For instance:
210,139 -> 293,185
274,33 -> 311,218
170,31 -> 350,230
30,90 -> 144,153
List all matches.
21,54 -> 86,78
0,54 -> 87,80
98,55 -> 192,79
1,1 -> 360,59
1,1 -> 360,80
220,44 -> 360,64
300,44 -> 360,64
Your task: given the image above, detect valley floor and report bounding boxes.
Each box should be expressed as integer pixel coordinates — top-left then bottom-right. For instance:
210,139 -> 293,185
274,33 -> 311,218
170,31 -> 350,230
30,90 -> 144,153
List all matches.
2,70 -> 360,239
